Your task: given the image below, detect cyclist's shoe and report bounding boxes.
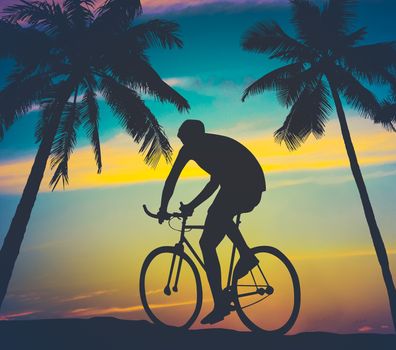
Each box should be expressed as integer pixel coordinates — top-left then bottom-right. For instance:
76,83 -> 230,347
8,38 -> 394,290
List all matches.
200,305 -> 230,325
234,253 -> 259,279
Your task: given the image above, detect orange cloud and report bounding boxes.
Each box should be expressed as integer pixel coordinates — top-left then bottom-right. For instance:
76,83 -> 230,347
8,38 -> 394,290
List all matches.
358,325 -> 374,333
0,311 -> 36,320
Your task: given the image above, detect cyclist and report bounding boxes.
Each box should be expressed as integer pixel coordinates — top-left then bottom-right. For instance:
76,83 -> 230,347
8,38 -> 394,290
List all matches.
157,120 -> 266,325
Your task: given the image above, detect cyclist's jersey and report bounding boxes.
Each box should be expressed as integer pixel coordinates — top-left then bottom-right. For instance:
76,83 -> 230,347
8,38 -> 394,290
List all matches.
179,133 -> 266,192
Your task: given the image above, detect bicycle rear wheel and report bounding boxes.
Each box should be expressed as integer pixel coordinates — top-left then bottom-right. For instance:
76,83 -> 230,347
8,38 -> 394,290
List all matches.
140,246 -> 202,329
232,246 -> 300,334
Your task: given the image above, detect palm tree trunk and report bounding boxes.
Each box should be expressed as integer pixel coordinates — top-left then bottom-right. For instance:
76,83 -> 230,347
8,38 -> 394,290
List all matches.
328,78 -> 396,331
0,123 -> 56,309
0,82 -> 73,309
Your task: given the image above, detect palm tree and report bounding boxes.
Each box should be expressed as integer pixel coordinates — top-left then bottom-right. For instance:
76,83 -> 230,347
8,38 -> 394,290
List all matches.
241,0 -> 396,329
377,89 -> 396,129
0,0 -> 189,309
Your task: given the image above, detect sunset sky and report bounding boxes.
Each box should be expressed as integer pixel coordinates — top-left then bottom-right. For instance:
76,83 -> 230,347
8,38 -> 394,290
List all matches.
0,0 -> 395,334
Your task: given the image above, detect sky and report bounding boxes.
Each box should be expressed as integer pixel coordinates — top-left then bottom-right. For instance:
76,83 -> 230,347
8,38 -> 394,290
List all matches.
0,0 -> 396,334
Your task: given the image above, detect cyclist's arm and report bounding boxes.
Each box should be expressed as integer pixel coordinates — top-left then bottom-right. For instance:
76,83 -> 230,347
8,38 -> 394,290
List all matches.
187,177 -> 219,209
159,147 -> 189,212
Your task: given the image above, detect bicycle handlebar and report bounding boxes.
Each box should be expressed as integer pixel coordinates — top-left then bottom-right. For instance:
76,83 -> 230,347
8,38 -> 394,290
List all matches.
142,205 -> 159,218
142,204 -> 184,220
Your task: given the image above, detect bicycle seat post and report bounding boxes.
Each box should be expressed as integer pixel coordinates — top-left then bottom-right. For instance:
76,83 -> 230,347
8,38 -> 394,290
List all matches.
179,216 -> 187,241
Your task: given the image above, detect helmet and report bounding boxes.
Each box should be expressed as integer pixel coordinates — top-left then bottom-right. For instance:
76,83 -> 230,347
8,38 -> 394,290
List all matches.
177,120 -> 205,141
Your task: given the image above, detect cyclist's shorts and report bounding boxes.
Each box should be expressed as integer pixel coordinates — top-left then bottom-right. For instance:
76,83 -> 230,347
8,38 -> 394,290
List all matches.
208,186 -> 263,217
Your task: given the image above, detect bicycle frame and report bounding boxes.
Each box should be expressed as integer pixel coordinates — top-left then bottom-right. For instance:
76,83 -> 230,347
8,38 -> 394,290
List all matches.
141,204 -> 300,333
171,213 -> 242,292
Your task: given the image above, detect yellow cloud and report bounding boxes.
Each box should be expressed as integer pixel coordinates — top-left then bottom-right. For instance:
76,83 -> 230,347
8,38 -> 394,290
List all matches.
64,299 -> 203,318
0,117 -> 395,193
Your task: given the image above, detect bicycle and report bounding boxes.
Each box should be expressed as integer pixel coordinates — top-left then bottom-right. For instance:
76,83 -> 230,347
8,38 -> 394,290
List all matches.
140,205 -> 300,334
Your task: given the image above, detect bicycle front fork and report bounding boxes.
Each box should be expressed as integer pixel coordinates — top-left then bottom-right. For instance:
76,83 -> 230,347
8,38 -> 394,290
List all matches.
164,243 -> 184,296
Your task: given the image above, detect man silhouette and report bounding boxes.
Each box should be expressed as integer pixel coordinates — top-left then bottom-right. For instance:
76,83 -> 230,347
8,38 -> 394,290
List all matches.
158,120 -> 265,324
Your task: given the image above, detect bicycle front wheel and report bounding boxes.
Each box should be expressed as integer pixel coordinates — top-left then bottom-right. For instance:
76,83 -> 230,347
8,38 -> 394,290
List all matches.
233,246 -> 300,334
140,246 -> 202,329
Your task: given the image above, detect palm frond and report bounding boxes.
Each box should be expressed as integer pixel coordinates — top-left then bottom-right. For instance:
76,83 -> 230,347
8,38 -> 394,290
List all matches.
129,20 -> 183,49
35,98 -> 53,143
376,98 -> 396,131
241,62 -> 305,102
64,0 -> 95,28
322,0 -> 357,35
0,20 -> 51,65
330,27 -> 367,55
241,21 -> 314,62
341,42 -> 396,84
274,79 -> 332,150
100,76 -> 172,166
332,66 -> 380,119
290,0 -> 322,48
34,78 -> 78,145
107,56 -> 190,112
0,71 -> 51,136
276,65 -> 322,107
80,86 -> 102,173
49,93 -> 81,190
2,0 -> 70,37
95,0 -> 142,29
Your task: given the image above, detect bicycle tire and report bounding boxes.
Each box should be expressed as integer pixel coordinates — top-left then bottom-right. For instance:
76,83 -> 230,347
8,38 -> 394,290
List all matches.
232,245 -> 300,334
140,246 -> 203,329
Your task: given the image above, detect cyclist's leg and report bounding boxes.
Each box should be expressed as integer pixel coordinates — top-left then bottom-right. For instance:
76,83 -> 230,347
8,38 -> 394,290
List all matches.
227,189 -> 263,278
222,188 -> 262,258
224,219 -> 250,257
199,209 -> 226,308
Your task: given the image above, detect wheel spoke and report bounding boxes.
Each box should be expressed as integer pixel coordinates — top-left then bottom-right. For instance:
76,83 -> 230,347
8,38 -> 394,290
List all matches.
241,294 -> 270,310
233,246 -> 300,334
257,263 -> 270,286
237,284 -> 268,287
238,288 -> 268,298
250,269 -> 258,288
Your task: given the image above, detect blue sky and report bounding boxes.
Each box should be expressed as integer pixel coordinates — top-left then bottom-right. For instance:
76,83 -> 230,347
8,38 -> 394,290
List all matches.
1,0 -> 396,160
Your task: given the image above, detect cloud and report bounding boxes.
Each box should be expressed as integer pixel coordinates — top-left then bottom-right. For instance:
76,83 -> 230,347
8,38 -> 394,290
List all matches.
64,299 -> 203,317
291,249 -> 396,261
141,0 -> 288,15
1,117 -> 396,194
145,288 -> 165,296
5,291 -> 42,302
164,76 -> 241,96
357,325 -> 374,333
0,311 -> 37,320
164,77 -> 199,89
22,240 -> 68,253
269,167 -> 396,190
0,0 -> 288,17
60,289 -> 118,303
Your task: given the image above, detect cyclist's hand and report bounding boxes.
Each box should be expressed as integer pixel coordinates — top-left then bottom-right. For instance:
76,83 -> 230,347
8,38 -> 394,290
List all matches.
157,209 -> 170,224
179,202 -> 194,217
